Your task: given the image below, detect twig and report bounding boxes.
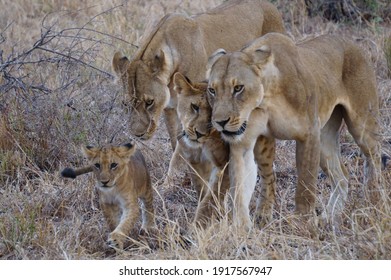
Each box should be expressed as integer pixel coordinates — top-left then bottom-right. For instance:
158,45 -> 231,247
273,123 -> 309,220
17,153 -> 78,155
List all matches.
35,46 -> 114,79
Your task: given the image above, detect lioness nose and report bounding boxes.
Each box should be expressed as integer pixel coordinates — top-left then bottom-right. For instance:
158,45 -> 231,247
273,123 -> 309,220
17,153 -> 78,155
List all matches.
216,118 -> 230,129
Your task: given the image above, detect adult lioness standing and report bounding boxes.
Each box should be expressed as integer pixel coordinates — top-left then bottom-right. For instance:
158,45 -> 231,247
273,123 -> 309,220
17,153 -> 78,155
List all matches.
112,0 -> 284,196
206,33 -> 382,231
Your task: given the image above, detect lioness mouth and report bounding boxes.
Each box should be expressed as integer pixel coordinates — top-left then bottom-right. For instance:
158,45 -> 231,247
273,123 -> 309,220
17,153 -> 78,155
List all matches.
222,122 -> 247,137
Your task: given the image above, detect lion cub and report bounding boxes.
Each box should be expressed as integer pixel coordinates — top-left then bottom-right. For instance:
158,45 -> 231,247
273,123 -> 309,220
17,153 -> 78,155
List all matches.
169,72 -> 230,226
61,143 -> 155,249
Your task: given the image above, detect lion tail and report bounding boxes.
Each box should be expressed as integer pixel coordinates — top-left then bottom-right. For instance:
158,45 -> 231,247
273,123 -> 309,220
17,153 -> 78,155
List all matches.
61,166 -> 93,179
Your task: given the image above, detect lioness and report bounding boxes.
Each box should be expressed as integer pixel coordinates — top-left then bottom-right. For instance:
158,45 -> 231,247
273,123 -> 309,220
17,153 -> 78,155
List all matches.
169,72 -> 230,225
206,33 -> 382,230
112,0 -> 285,197
61,143 -> 155,249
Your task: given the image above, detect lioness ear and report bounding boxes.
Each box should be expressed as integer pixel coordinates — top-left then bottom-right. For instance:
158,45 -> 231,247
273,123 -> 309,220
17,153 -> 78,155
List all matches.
173,72 -> 192,95
82,145 -> 98,160
251,45 -> 271,65
206,49 -> 227,79
112,52 -> 130,76
148,49 -> 172,81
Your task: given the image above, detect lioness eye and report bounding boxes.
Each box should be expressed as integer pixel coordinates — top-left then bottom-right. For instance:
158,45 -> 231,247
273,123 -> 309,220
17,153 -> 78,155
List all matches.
145,99 -> 154,108
110,163 -> 118,170
233,85 -> 244,94
208,88 -> 215,96
191,103 -> 199,113
94,163 -> 101,169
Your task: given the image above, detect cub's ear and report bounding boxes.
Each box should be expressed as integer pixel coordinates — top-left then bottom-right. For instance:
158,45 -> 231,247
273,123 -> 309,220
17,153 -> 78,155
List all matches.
206,49 -> 226,79
114,142 -> 135,158
112,52 -> 130,77
81,145 -> 98,160
173,72 -> 193,95
123,142 -> 134,149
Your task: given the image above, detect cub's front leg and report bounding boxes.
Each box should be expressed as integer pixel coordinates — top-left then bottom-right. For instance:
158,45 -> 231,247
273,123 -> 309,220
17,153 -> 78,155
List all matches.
164,107 -> 181,151
194,165 -> 229,227
108,199 -> 140,250
100,201 -> 121,232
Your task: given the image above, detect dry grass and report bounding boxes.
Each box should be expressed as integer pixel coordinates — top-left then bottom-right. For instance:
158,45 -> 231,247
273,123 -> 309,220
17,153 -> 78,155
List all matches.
0,0 -> 390,260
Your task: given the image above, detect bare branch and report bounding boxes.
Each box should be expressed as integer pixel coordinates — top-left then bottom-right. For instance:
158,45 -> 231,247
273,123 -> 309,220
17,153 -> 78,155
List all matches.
36,45 -> 114,79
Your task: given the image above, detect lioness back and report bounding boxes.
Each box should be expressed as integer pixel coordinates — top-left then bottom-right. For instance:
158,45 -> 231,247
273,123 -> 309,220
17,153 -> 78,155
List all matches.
62,143 -> 154,249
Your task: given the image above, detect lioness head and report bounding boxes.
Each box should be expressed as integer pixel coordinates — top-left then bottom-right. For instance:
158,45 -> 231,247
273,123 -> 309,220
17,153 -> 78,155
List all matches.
112,51 -> 172,140
206,34 -> 282,142
82,143 -> 135,189
173,72 -> 211,148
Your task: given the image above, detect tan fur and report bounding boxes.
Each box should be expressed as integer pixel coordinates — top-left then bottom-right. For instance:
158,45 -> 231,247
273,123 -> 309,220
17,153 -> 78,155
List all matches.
169,72 -> 230,226
63,143 -> 154,249
112,0 -> 285,200
206,33 -> 382,230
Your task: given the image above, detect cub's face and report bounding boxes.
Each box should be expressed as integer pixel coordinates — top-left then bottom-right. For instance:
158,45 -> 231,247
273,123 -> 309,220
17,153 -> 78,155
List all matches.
206,51 -> 265,143
82,143 -> 135,189
173,73 -> 211,148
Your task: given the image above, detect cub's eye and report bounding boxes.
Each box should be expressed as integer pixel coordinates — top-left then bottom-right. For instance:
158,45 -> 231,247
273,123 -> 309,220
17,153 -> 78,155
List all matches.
94,163 -> 101,169
110,163 -> 118,170
191,103 -> 199,113
208,87 -> 216,96
233,85 -> 244,95
145,99 -> 154,108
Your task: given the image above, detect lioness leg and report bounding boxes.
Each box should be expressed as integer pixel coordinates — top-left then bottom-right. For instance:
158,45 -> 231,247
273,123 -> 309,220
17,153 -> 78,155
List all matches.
343,108 -> 382,204
320,106 -> 349,222
229,141 -> 258,231
253,136 -> 277,227
295,131 -> 321,214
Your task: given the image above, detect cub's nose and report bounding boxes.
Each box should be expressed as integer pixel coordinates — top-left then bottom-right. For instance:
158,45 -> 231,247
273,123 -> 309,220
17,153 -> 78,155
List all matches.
195,130 -> 205,139
216,118 -> 230,129
100,180 -> 110,186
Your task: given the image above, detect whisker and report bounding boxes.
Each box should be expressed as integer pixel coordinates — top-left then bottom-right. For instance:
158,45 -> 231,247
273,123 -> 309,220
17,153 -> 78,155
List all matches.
176,131 -> 186,141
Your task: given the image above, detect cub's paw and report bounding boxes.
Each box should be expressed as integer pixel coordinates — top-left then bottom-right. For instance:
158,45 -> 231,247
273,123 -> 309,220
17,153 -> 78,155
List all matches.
107,232 -> 125,250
